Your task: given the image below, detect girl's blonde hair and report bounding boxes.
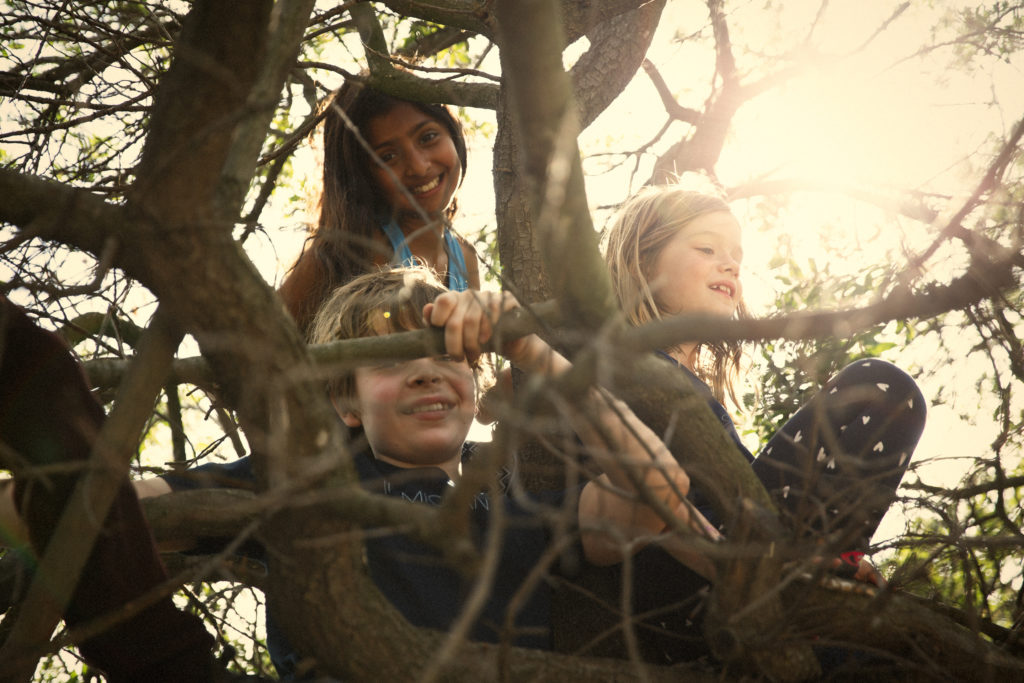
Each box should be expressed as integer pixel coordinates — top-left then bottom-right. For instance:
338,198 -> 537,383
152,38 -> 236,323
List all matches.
604,185 -> 747,405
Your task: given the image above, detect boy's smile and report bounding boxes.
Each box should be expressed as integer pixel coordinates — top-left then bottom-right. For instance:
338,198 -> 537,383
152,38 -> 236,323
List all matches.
340,355 -> 476,478
405,399 -> 453,415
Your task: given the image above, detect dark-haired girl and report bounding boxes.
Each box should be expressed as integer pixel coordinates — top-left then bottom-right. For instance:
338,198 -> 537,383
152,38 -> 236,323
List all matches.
280,82 -> 480,332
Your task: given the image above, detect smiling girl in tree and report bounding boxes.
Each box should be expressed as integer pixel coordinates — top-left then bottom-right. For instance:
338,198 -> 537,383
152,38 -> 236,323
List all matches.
280,81 -> 481,332
605,185 -> 927,580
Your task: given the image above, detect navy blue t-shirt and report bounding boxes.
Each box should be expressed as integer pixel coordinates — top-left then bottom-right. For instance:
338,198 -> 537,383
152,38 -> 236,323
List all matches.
163,442 -> 574,675
352,444 -> 565,648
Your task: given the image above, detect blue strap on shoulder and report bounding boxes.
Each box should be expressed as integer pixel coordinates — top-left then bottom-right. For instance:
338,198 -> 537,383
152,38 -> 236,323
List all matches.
379,220 -> 469,292
443,229 -> 469,292
380,219 -> 417,267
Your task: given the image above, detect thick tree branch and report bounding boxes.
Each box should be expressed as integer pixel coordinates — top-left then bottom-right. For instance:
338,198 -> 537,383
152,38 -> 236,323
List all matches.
351,4 -> 499,110
130,1 -> 272,216
495,0 -> 614,331
558,0 -> 658,44
377,0 -> 497,37
630,258 -> 1017,354
79,247 -> 1017,404
141,475 -> 483,577
782,580 -> 1024,679
376,0 -> 652,45
0,306 -> 182,679
571,1 -> 666,131
0,169 -> 126,262
213,1 -> 316,222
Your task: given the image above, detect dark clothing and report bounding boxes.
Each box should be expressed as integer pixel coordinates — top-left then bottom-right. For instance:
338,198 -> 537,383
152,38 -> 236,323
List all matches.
749,358 -> 926,545
659,354 -> 925,544
0,297 -> 216,683
353,445 -> 562,648
624,355 -> 927,664
165,442 -> 576,677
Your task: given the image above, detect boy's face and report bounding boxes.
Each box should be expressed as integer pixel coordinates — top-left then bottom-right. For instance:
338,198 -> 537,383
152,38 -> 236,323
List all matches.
339,355 -> 476,473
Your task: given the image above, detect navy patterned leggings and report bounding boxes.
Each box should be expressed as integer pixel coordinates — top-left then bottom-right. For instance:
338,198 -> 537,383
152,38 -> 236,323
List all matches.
619,359 -> 926,664
751,358 -> 927,548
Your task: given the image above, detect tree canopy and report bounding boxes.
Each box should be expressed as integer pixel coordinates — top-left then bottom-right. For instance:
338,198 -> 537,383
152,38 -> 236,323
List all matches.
1,1 -> 1022,680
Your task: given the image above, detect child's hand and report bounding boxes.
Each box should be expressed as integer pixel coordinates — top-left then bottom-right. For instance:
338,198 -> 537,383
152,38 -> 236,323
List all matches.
424,290 -> 570,379
423,290 -> 527,365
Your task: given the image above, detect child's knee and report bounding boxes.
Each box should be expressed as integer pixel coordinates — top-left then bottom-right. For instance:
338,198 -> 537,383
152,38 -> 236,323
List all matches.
838,360 -> 924,407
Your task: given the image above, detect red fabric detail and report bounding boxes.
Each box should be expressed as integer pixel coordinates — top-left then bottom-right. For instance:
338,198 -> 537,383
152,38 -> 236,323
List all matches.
840,550 -> 865,567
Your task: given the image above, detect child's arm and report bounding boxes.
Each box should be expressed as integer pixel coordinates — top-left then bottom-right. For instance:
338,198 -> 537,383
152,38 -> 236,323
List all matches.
423,290 -> 716,571
572,391 -> 718,572
1,476 -> 189,553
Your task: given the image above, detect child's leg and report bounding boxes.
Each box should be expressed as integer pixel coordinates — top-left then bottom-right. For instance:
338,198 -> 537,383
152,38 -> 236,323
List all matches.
751,359 -> 926,549
555,545 -> 711,664
628,544 -> 712,663
0,296 -> 217,682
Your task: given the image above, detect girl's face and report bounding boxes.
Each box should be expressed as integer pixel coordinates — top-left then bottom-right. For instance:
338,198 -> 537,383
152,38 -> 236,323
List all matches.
366,102 -> 462,225
648,211 -> 743,318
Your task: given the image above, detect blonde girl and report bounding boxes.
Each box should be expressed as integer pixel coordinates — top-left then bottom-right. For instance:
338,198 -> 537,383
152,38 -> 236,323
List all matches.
604,185 -> 926,573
